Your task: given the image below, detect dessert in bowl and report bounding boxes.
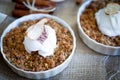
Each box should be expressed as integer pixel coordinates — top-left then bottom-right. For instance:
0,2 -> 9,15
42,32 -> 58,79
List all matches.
0,14 -> 76,79
77,0 -> 120,55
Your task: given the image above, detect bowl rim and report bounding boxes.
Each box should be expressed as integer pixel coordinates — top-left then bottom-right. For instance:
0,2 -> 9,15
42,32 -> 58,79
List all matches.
0,14 -> 76,74
77,0 -> 120,49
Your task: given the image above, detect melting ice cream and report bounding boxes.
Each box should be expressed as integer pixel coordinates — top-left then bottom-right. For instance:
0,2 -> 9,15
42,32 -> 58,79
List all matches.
23,18 -> 57,57
95,3 -> 120,37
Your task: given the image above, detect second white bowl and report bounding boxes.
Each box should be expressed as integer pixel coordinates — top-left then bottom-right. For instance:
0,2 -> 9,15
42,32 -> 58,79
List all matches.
77,0 -> 120,55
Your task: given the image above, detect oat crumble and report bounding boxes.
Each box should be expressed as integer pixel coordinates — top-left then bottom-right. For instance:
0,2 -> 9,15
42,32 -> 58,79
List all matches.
3,18 -> 73,72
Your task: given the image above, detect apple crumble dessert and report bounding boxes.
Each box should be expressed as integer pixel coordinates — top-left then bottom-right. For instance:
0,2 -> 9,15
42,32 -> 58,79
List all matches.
3,18 -> 73,71
80,0 -> 120,46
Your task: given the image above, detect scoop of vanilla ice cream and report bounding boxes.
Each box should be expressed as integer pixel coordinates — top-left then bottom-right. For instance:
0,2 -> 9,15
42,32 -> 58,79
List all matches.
23,18 -> 57,57
38,25 -> 57,57
26,19 -> 47,40
95,3 -> 120,37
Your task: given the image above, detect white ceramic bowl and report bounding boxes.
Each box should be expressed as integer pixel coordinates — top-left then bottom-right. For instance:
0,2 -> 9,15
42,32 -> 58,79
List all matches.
0,14 -> 76,79
77,0 -> 120,55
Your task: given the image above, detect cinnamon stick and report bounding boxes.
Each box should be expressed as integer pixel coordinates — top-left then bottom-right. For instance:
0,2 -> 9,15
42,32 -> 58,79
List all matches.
15,3 -> 56,10
12,9 -> 50,18
15,3 -> 29,10
12,0 -> 56,6
76,0 -> 82,5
